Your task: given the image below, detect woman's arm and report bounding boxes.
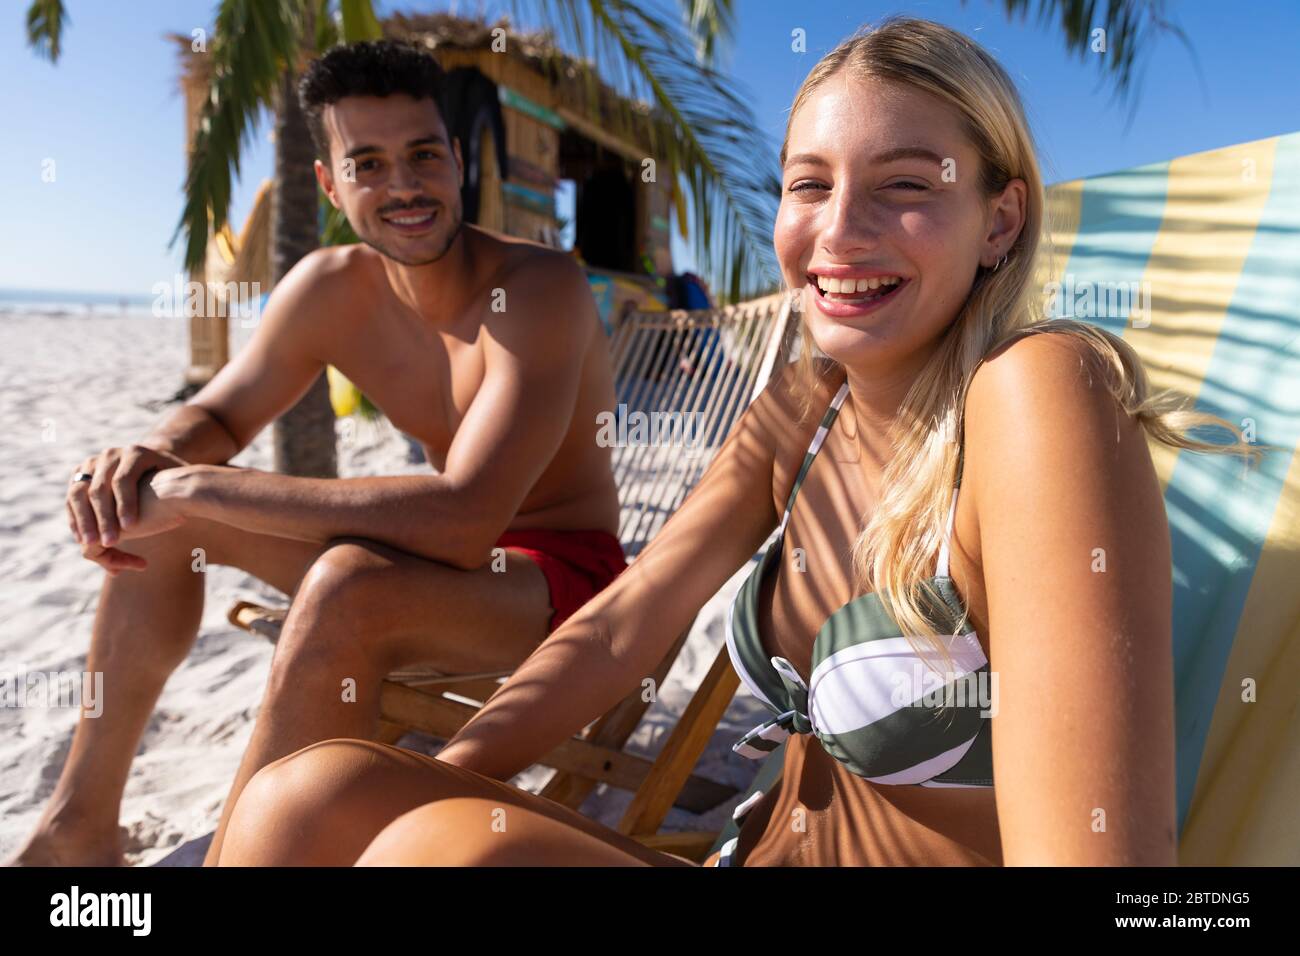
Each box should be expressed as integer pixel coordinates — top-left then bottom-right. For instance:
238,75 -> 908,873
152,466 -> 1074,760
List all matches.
436,366 -> 815,782
965,331 -> 1178,866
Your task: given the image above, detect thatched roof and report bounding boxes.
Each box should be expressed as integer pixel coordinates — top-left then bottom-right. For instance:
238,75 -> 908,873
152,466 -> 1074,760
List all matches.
386,12 -> 658,153
384,11 -> 571,63
171,13 -> 658,152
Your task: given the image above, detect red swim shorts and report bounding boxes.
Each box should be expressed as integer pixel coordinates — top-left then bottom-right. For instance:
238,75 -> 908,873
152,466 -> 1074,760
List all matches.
495,528 -> 628,633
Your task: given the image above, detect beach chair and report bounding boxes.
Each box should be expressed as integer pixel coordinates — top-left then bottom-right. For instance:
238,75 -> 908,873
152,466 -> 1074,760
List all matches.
228,292 -> 797,831
1041,131 -> 1300,864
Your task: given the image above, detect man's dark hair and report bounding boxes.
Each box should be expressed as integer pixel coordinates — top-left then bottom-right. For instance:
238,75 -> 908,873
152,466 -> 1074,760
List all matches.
299,40 -> 448,162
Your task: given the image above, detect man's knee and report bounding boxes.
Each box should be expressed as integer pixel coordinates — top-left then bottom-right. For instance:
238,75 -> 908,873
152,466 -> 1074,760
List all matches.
113,517 -> 280,589
271,539 -> 396,669
111,515 -> 221,569
274,536 -> 471,680
292,538 -> 394,617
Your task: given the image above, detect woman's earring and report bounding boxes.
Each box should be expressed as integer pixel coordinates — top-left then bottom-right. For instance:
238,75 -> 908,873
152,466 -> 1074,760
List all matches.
991,252 -> 1008,272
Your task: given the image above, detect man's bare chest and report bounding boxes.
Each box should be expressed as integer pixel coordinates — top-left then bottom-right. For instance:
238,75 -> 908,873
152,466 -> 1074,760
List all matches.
328,318 -> 486,467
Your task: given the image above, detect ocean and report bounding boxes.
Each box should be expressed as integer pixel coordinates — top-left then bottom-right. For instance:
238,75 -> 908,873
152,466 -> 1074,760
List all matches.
0,288 -> 161,318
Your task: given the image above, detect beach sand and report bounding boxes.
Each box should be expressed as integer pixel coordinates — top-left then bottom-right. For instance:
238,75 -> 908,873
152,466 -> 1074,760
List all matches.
0,311 -> 765,866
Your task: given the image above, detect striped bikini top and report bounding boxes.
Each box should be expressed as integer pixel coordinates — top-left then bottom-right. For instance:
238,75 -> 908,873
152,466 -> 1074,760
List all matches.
724,381 -> 994,788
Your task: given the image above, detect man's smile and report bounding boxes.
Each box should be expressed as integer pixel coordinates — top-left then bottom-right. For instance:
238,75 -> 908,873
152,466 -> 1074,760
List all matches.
380,206 -> 438,235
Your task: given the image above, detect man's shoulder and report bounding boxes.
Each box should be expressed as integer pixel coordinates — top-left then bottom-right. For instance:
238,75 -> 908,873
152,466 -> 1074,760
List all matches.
264,245 -> 381,327
490,236 -> 587,293
479,240 -> 594,339
290,244 -> 379,288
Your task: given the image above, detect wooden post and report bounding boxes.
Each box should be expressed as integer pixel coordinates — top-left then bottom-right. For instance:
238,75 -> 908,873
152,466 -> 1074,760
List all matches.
179,47 -> 228,386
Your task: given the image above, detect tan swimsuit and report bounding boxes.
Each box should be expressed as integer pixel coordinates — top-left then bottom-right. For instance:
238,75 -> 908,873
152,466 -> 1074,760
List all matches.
707,381 -> 1002,866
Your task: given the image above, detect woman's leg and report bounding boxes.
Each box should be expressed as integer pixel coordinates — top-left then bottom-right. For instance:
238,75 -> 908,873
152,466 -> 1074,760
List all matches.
357,798 -> 675,866
218,738 -> 692,867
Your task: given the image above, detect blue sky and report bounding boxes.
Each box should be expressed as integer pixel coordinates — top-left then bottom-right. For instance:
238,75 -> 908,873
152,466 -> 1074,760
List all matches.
2,0 -> 1297,296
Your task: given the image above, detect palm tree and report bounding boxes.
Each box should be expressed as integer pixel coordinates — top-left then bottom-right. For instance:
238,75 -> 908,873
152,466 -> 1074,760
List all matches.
26,0 -> 1186,477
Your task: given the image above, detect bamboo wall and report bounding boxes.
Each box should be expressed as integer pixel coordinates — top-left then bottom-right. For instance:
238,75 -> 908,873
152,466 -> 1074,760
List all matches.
179,59 -> 229,385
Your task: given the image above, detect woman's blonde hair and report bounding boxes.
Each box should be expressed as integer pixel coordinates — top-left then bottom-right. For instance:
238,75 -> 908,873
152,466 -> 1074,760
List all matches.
782,17 -> 1257,674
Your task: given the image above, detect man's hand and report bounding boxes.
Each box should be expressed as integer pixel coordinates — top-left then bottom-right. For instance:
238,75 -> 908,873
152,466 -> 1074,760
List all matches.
66,445 -> 188,562
118,467 -> 191,542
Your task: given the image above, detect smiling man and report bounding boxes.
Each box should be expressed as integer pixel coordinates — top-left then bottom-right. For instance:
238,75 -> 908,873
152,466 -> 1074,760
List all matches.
10,40 -> 624,867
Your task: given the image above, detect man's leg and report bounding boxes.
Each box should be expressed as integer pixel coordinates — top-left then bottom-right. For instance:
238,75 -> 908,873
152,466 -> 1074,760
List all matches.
201,537 -> 552,866
8,518 -> 323,866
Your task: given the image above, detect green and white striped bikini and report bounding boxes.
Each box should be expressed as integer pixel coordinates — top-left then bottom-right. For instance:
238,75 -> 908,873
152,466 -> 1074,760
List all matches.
716,381 -> 994,866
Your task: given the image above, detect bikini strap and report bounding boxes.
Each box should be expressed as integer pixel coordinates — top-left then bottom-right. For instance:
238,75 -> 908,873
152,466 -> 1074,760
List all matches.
779,382 -> 851,531
935,485 -> 960,578
778,379 -> 962,575
936,431 -> 966,577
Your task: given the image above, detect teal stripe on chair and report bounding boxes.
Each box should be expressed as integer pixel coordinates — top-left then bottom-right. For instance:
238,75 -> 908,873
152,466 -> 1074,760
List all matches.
1051,160 -> 1171,329
1163,131 -> 1300,833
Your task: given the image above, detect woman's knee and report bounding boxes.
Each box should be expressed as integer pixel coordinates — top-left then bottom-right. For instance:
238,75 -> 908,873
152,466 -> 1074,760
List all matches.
356,798 -> 520,866
220,738 -> 407,866
355,797 -> 647,866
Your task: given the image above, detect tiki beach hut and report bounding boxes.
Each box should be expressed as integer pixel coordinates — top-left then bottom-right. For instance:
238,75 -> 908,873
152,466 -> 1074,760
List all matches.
175,14 -> 686,385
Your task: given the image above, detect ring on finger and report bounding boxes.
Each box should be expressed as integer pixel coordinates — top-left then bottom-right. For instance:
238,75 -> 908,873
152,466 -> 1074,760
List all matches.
72,472 -> 93,483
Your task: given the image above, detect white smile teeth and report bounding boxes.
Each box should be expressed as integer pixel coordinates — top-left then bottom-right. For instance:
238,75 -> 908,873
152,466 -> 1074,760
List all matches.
813,274 -> 903,294
387,213 -> 433,225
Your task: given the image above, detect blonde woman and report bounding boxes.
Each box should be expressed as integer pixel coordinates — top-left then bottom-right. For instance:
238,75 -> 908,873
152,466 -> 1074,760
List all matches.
217,17 -> 1250,867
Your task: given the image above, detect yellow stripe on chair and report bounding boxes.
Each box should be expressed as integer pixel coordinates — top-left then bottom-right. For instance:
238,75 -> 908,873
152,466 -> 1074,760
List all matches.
1125,137 -> 1280,494
1180,437 -> 1300,864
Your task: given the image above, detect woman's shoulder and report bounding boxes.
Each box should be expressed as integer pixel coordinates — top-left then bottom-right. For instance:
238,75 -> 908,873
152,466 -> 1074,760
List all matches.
965,323 -> 1122,431
961,323 -> 1148,501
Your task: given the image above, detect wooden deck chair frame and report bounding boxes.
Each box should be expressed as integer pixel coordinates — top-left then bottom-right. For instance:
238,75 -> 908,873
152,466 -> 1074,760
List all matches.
227,292 -> 796,853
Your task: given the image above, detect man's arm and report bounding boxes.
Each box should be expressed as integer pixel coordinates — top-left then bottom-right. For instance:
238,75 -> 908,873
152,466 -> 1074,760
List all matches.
153,254 -> 595,568
68,250 -> 340,562
179,250 -> 343,456
434,364 -> 802,781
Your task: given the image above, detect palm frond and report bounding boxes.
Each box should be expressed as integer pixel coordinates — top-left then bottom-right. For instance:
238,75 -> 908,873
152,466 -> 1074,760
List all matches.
314,0 -> 340,51
172,0 -> 305,272
674,0 -> 735,65
25,0 -> 67,62
522,0 -> 781,302
320,190 -> 360,246
987,0 -> 1192,110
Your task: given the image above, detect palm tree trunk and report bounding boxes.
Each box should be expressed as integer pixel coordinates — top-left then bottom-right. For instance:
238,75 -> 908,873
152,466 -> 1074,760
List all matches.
269,63 -> 336,478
